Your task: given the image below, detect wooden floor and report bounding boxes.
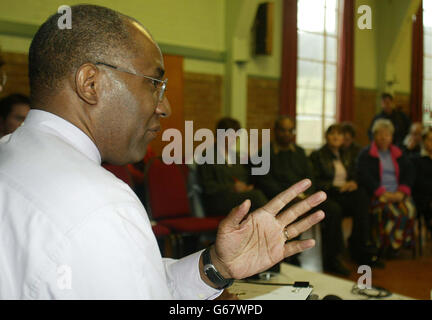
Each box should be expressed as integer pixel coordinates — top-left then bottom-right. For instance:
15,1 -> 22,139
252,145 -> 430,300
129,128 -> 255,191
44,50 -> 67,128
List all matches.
329,224 -> 432,300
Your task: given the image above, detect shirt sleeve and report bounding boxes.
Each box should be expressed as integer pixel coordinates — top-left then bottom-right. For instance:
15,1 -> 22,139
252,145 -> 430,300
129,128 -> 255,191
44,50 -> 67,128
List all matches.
57,203 -> 222,300
53,203 -> 170,299
163,251 -> 223,300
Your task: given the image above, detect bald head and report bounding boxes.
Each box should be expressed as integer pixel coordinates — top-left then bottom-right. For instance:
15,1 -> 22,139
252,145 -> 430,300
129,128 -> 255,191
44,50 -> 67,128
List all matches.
274,116 -> 295,147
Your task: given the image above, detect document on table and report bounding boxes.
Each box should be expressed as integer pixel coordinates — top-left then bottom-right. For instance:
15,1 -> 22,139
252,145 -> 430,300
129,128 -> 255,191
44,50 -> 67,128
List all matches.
229,282 -> 313,300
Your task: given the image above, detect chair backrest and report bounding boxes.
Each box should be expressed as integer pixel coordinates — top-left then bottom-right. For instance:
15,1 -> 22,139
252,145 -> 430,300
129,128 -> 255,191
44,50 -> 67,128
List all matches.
146,157 -> 191,220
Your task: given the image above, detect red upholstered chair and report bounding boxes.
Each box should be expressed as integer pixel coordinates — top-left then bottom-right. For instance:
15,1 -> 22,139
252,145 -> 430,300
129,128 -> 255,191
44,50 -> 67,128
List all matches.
151,224 -> 171,238
145,157 -> 222,257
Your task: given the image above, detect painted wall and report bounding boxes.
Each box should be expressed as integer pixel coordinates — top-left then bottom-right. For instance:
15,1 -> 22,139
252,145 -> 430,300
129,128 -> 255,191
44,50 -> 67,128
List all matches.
0,0 -> 421,106
354,0 -> 378,89
247,0 -> 283,79
0,0 -> 225,51
375,0 -> 416,95
0,0 -> 226,74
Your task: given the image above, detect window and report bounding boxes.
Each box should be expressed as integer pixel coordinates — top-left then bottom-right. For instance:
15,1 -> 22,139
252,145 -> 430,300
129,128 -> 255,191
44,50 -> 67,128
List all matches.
296,0 -> 340,149
424,0 -> 432,126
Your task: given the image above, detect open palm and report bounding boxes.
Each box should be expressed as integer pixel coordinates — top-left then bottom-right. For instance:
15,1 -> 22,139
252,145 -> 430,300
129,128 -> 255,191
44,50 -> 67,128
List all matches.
212,179 -> 326,280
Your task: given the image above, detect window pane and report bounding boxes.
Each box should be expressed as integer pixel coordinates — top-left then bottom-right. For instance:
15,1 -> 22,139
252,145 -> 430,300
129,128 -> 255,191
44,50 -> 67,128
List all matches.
326,36 -> 338,62
298,0 -> 325,33
423,111 -> 432,126
325,64 -> 337,90
298,60 -> 324,89
325,90 -> 336,116
298,32 -> 324,61
425,57 -> 432,79
296,115 -> 323,148
326,8 -> 338,35
424,79 -> 432,105
297,88 -> 323,115
325,0 -> 338,10
425,34 -> 432,56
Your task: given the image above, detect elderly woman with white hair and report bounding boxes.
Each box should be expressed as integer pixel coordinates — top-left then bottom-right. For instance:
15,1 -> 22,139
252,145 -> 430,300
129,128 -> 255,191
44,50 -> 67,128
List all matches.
357,119 -> 416,258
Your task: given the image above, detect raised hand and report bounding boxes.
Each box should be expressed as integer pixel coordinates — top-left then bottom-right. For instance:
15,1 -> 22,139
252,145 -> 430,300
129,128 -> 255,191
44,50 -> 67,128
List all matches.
211,179 -> 326,280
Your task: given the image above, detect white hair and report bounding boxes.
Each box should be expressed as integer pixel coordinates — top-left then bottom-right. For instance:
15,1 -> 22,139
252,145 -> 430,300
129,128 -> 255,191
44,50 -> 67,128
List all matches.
372,119 -> 394,136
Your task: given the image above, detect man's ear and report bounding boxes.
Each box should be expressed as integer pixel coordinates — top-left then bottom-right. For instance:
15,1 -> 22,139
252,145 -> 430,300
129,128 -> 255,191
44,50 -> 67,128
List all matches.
75,63 -> 99,105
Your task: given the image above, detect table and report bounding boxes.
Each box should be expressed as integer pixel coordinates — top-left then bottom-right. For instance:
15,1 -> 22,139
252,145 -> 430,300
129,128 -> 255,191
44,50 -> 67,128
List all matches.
229,263 -> 413,300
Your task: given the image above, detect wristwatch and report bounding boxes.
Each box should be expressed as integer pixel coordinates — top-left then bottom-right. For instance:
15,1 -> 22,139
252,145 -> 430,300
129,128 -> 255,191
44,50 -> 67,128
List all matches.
202,247 -> 234,289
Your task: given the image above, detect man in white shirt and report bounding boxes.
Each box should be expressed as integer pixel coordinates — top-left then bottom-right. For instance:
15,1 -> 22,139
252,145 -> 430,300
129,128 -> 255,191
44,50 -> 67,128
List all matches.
0,4 -> 326,299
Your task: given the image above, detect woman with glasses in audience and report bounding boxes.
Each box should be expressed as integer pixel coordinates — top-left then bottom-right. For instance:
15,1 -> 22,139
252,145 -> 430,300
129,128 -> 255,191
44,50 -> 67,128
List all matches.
412,127 -> 432,235
310,124 -> 380,275
357,119 -> 416,259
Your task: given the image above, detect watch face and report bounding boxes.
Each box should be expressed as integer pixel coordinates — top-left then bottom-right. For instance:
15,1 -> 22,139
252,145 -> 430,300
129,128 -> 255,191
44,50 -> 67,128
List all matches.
204,264 -> 216,274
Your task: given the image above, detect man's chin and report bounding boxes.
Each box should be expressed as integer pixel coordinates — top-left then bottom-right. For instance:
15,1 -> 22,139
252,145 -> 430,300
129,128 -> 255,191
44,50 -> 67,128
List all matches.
129,144 -> 149,164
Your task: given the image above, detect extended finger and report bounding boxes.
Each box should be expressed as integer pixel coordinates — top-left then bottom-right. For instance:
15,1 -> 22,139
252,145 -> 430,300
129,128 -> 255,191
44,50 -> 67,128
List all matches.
283,210 -> 325,241
277,191 -> 326,226
284,239 -> 316,258
220,199 -> 251,230
262,179 -> 312,216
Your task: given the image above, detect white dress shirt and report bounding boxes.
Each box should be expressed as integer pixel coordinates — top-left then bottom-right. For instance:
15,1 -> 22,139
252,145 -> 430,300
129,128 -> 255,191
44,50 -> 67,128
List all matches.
0,109 -> 221,299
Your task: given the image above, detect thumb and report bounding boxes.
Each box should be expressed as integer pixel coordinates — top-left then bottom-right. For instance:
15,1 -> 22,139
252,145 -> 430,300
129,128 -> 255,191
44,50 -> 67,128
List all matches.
224,199 -> 251,229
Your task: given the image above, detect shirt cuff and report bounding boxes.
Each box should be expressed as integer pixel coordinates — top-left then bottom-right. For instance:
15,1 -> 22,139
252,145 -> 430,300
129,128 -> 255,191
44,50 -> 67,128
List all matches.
165,250 -> 223,300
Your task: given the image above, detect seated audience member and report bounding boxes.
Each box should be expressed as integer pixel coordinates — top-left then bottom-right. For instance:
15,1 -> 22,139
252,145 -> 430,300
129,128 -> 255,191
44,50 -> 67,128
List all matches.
412,127 -> 432,233
253,116 -> 315,267
198,117 -> 268,216
310,124 -> 380,274
341,122 -> 362,163
368,93 -> 411,147
0,94 -> 31,138
358,119 -> 416,258
255,116 -> 315,200
402,122 -> 423,157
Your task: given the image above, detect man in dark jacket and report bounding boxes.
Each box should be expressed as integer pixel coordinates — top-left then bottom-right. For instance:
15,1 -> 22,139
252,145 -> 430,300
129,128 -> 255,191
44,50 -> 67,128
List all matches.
368,93 -> 411,147
409,128 -> 432,233
253,116 -> 316,268
254,116 -> 315,200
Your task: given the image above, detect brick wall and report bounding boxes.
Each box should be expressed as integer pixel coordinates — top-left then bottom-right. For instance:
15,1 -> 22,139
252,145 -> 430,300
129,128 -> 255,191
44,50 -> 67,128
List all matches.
353,87 -> 377,147
0,52 -> 29,99
247,77 -> 280,144
183,72 -> 223,134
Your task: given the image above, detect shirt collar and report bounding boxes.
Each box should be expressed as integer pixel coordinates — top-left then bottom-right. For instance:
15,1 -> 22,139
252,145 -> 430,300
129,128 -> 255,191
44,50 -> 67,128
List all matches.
22,109 -> 102,165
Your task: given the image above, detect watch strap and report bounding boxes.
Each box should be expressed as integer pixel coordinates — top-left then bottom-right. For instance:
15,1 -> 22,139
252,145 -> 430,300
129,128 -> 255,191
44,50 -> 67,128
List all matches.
203,248 -> 233,290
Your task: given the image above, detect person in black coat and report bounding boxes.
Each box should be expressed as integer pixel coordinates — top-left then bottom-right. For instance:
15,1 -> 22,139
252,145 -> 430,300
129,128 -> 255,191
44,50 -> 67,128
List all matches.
310,124 -> 381,275
412,127 -> 432,233
367,93 -> 411,147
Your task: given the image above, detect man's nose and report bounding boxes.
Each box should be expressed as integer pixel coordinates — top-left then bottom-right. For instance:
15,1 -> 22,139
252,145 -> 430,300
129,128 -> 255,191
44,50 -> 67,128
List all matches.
156,96 -> 172,118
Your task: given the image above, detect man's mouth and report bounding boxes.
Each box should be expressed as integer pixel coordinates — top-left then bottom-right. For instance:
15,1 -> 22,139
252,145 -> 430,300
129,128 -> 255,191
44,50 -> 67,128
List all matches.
147,125 -> 161,139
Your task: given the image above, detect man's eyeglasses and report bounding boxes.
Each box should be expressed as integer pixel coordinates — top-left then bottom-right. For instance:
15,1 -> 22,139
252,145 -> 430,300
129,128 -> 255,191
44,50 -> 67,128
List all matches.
95,62 -> 167,105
